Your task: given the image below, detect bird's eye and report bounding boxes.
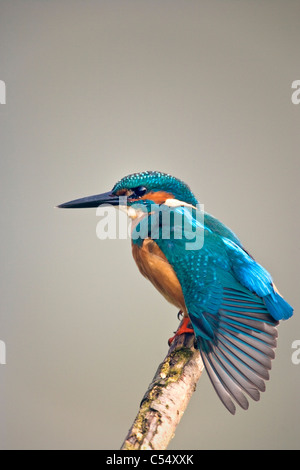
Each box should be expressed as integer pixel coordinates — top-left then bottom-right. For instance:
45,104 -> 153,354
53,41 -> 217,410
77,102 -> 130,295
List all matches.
133,186 -> 147,198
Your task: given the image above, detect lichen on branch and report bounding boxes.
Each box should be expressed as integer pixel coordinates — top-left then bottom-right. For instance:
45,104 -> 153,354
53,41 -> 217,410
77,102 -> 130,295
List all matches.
121,331 -> 204,450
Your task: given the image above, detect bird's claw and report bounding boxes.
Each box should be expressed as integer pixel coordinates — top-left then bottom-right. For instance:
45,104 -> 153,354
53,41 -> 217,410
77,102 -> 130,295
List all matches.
177,310 -> 183,321
168,316 -> 194,346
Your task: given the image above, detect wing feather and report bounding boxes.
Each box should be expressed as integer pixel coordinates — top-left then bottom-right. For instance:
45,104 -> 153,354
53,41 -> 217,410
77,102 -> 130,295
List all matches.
146,205 -> 287,413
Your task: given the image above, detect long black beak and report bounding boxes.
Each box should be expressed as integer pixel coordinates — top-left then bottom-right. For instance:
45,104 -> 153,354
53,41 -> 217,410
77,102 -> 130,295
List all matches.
57,191 -> 120,209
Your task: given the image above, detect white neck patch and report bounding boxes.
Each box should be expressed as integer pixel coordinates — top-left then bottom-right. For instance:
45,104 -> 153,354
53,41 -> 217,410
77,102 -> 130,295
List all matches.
164,198 -> 196,209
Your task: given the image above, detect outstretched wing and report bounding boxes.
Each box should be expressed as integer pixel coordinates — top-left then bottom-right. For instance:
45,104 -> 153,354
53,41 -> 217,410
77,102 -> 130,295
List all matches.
189,281 -> 279,414
222,237 -> 293,321
152,205 -> 282,414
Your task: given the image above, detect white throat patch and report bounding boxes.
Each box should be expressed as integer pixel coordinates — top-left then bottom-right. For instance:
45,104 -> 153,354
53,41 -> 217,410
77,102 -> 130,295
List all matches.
119,205 -> 145,220
164,198 -> 196,209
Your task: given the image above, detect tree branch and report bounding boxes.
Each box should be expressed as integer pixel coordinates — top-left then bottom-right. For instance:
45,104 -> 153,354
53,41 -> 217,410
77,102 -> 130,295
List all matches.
120,328 -> 204,450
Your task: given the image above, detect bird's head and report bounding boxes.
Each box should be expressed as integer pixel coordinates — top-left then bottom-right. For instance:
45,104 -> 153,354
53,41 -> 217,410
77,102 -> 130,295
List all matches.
58,171 -> 198,216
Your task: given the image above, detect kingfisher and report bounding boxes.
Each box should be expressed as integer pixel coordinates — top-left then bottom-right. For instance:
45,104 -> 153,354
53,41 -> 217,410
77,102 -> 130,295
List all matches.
58,171 -> 293,414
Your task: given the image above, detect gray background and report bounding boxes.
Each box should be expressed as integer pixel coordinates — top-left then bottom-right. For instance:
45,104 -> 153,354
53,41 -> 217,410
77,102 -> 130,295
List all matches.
0,0 -> 299,450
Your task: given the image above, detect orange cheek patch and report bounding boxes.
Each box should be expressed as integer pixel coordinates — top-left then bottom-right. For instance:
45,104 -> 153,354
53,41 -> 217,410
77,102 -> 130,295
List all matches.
115,189 -> 131,196
141,191 -> 174,204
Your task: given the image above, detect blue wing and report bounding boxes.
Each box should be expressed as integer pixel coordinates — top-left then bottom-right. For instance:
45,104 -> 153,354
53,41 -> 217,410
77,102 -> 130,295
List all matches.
150,205 -> 293,413
221,237 -> 293,321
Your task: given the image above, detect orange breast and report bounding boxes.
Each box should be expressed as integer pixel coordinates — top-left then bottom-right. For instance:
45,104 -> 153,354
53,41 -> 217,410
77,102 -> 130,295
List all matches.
132,239 -> 187,314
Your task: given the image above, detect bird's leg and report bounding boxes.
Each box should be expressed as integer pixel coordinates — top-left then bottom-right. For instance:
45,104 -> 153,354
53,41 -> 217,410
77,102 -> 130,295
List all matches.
168,316 -> 194,346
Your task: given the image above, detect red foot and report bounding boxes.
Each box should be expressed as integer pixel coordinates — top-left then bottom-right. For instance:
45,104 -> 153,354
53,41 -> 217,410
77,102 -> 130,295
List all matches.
168,317 -> 194,346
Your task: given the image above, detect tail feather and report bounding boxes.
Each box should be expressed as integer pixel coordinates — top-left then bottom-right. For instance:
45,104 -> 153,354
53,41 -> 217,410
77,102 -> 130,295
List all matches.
200,352 -> 239,415
196,288 -> 278,414
215,341 -> 265,393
